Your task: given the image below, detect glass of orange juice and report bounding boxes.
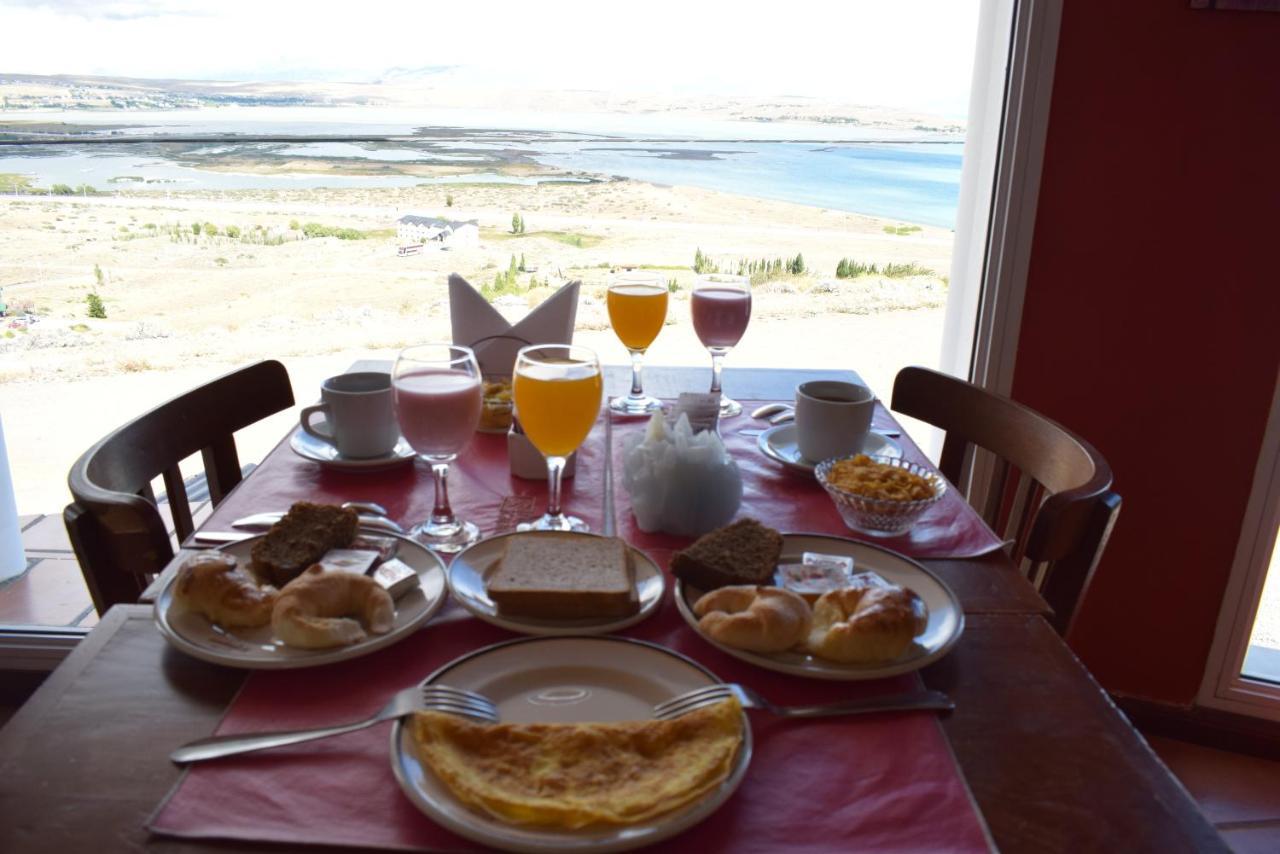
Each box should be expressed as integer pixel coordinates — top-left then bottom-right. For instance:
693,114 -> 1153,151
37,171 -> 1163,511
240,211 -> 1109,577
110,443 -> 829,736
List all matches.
512,343 -> 603,532
606,270 -> 668,416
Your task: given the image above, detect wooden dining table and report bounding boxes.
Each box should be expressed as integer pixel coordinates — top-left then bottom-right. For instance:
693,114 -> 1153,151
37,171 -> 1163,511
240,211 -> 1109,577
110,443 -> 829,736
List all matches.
0,365 -> 1226,853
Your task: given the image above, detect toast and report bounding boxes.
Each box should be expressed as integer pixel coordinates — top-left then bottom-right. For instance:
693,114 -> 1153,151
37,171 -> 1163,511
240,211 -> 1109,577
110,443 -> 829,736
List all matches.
250,502 -> 359,587
670,518 -> 783,592
485,533 -> 638,619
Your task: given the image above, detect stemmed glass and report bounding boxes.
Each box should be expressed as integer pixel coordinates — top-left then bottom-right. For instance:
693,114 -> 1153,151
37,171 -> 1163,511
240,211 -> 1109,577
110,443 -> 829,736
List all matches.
511,344 -> 603,532
392,344 -> 483,553
606,270 -> 668,415
691,273 -> 752,418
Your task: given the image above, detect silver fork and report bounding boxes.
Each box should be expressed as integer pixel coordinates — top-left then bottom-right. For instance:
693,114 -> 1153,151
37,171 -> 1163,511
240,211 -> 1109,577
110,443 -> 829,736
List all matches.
169,684 -> 497,764
653,683 -> 953,720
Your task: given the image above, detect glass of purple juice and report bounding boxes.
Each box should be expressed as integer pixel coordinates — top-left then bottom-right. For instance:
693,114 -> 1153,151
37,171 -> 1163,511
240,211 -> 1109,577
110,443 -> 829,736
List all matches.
392,344 -> 483,553
691,274 -> 752,418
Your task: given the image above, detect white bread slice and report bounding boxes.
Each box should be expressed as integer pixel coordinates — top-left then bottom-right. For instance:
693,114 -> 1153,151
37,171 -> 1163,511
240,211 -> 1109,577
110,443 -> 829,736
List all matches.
486,533 -> 638,619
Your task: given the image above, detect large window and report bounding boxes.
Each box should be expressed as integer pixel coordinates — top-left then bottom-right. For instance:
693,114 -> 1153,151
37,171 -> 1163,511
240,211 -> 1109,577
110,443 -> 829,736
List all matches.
0,1 -> 988,636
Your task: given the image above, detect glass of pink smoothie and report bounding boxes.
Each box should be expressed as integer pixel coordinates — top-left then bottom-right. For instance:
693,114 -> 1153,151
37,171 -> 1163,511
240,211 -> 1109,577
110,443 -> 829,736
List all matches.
392,344 -> 483,552
691,274 -> 752,418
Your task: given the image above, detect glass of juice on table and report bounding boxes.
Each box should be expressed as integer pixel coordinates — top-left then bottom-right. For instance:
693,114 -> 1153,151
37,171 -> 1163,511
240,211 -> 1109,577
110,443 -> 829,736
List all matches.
512,344 -> 604,532
691,273 -> 752,418
606,270 -> 668,416
392,344 -> 484,552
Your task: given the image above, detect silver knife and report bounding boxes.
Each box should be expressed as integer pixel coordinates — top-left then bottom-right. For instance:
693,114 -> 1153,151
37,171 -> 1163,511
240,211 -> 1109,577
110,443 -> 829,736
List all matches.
230,512 -> 402,533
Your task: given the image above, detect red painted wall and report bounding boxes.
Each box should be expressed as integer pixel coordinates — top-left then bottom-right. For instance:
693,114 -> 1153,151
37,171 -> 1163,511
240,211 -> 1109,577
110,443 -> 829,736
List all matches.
1014,0 -> 1280,704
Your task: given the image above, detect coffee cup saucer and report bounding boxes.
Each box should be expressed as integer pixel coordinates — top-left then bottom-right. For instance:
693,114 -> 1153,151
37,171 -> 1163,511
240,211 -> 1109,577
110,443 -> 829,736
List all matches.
757,423 -> 901,474
290,420 -> 416,472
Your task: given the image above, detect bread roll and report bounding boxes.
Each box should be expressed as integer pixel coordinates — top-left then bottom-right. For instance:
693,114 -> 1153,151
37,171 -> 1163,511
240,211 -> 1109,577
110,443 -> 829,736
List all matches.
806,584 -> 928,664
693,585 -> 811,653
271,565 -> 395,649
173,552 -> 277,628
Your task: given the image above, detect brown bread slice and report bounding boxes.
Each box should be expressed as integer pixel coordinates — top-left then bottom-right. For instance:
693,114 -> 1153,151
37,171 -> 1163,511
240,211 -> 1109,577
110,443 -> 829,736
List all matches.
671,519 -> 783,591
250,502 -> 360,587
486,533 -> 638,619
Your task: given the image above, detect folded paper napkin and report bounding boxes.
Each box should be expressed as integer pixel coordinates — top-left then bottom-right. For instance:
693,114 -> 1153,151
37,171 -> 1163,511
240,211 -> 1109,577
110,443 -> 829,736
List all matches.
623,412 -> 742,537
448,273 -> 579,377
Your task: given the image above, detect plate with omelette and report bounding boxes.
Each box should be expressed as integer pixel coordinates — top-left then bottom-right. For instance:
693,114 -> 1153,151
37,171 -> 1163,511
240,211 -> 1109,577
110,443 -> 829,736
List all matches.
672,521 -> 964,681
392,636 -> 752,852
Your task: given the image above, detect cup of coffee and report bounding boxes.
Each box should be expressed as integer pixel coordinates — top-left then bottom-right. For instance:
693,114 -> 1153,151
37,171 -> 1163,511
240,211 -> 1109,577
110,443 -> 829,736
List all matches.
794,380 -> 876,463
300,372 -> 399,458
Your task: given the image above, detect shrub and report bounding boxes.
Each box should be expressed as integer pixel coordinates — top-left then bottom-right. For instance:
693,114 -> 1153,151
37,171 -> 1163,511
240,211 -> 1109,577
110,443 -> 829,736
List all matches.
445,194 -> 454,208
203,222 -> 218,237
301,222 -> 366,240
225,225 -> 241,238
86,293 -> 107,319
693,247 -> 718,274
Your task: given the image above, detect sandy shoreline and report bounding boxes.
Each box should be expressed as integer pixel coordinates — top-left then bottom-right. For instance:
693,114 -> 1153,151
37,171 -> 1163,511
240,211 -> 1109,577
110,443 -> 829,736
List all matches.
0,177 -> 952,513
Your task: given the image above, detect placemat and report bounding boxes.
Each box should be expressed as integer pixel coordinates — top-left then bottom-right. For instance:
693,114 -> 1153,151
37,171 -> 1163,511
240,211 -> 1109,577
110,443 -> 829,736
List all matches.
197,417 -> 609,539
149,605 -> 992,853
199,402 -> 1000,560
612,402 -> 1005,559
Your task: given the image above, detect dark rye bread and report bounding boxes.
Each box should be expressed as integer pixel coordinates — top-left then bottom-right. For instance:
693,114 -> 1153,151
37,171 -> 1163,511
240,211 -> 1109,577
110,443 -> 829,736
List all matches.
486,533 -> 638,619
671,519 -> 783,591
250,502 -> 359,587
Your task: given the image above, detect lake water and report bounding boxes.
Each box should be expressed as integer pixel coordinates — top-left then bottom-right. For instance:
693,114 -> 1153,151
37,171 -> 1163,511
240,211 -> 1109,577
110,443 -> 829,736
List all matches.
0,106 -> 963,227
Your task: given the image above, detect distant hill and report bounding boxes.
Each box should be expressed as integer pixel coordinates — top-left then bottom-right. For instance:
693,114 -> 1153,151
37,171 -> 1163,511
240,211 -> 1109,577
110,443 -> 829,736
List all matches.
0,72 -> 964,134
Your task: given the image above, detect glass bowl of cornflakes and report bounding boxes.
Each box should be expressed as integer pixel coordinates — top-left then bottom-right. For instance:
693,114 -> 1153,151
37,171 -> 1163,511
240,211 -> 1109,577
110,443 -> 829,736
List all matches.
815,454 -> 947,537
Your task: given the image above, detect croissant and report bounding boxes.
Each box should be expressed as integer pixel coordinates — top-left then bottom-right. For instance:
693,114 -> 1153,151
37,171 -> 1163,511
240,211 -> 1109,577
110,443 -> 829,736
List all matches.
173,552 -> 277,628
806,584 -> 928,664
271,565 -> 394,649
693,585 -> 811,653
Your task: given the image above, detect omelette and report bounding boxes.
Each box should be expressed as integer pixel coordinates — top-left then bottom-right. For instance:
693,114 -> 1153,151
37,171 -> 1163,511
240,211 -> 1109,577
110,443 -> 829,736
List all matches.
410,698 -> 743,828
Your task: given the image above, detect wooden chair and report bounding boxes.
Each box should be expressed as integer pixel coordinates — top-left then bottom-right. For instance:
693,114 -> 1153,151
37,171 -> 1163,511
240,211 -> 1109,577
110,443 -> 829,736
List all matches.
891,366 -> 1121,635
64,361 -> 294,614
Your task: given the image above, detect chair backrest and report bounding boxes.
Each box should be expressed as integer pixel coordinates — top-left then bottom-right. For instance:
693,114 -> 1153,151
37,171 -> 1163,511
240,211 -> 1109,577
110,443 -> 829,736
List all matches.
65,360 -> 294,614
891,366 -> 1121,635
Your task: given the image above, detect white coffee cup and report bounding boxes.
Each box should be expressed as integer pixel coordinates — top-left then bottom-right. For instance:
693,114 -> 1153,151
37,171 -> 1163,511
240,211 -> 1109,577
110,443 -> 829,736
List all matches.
794,380 -> 876,463
300,372 -> 399,459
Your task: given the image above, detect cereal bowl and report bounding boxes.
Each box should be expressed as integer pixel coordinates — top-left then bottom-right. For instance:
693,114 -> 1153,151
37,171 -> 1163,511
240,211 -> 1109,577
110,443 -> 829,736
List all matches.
815,454 -> 947,537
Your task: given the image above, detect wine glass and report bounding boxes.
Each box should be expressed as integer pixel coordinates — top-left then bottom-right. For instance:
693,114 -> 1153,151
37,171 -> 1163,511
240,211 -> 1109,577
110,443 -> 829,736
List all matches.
512,343 -> 603,532
691,273 -> 752,418
392,344 -> 483,553
606,270 -> 668,416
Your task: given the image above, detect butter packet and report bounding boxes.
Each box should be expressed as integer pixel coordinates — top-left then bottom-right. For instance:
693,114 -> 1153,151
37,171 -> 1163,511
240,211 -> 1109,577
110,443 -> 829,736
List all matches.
778,553 -> 855,604
318,549 -> 381,576
372,558 -> 420,600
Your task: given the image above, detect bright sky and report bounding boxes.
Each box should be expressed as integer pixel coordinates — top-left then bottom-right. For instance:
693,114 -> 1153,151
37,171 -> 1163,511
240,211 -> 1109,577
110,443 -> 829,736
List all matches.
0,1 -> 981,117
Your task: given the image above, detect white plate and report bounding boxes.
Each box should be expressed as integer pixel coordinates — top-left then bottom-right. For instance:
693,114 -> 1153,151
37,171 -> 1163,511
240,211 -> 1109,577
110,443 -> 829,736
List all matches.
675,533 -> 964,681
447,532 -> 665,636
154,533 -> 447,669
289,422 -> 416,471
757,423 -> 901,473
390,636 -> 752,853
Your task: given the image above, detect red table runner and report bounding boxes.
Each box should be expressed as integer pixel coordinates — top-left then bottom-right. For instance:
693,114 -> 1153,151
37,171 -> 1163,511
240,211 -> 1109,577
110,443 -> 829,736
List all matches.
149,603 -> 993,852
199,402 -> 1002,561
614,402 -> 1004,560
199,419 -> 611,539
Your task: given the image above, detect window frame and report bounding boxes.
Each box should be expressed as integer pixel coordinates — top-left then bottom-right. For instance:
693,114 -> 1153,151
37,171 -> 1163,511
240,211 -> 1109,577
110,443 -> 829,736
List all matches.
1199,369 -> 1280,721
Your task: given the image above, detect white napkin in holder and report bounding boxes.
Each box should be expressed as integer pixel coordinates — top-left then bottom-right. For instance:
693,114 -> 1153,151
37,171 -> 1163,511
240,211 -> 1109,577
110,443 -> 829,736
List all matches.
448,273 -> 580,378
